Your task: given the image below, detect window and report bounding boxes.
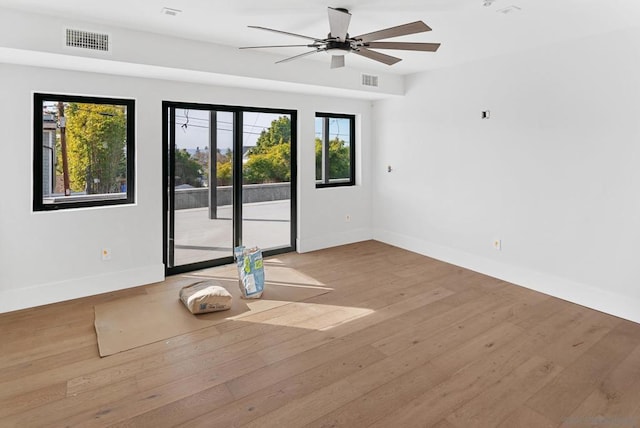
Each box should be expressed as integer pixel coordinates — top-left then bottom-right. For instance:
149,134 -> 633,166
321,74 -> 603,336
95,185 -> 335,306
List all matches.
315,113 -> 355,188
33,93 -> 135,211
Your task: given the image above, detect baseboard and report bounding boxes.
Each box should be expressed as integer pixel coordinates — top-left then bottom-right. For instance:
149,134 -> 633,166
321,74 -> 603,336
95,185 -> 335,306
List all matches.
0,264 -> 165,314
297,227 -> 373,253
373,228 -> 640,325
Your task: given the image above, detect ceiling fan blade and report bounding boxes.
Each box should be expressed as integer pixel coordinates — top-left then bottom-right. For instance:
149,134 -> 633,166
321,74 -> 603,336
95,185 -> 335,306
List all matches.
354,21 -> 431,43
248,25 -> 320,42
327,7 -> 351,41
366,41 -> 441,52
354,47 -> 402,65
275,49 -> 321,64
330,55 -> 345,69
239,44 -> 317,49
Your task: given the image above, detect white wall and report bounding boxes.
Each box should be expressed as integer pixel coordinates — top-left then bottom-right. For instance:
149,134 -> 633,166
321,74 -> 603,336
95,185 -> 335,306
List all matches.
372,26 -> 640,323
0,63 -> 372,313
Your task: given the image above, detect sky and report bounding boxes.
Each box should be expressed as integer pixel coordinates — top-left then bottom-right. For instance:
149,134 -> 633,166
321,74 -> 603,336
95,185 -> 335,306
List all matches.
174,109 -> 285,152
315,116 -> 351,144
174,108 -> 352,153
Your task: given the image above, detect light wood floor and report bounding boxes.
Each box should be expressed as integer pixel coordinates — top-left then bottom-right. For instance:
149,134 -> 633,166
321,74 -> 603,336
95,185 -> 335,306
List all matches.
2,241 -> 640,427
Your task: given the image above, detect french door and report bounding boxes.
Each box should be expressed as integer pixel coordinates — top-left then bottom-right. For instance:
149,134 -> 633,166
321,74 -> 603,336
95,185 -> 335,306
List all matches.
163,101 -> 296,275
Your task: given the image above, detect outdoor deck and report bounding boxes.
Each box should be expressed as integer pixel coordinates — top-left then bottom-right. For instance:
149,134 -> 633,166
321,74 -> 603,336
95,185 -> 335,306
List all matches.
173,200 -> 291,266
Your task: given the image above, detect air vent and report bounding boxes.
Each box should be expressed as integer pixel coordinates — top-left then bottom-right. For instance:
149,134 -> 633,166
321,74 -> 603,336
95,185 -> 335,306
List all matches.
65,29 -> 110,52
361,74 -> 379,88
161,7 -> 182,16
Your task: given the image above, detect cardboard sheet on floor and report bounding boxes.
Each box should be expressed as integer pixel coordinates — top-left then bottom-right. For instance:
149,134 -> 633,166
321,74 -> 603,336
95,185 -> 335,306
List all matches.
94,280 -> 331,357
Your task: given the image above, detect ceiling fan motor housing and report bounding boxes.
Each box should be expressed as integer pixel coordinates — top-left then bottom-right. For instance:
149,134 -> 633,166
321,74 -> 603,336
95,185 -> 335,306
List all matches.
325,39 -> 352,53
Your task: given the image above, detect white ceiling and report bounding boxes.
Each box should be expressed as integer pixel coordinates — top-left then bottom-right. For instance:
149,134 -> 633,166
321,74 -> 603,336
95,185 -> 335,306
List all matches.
0,0 -> 639,75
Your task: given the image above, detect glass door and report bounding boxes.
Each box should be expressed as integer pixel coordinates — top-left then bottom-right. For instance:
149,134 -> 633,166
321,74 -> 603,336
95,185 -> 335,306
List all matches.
163,102 -> 296,275
241,111 -> 294,251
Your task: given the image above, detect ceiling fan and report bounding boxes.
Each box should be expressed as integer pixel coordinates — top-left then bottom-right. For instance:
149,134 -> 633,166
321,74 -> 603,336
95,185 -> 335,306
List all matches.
240,7 -> 441,69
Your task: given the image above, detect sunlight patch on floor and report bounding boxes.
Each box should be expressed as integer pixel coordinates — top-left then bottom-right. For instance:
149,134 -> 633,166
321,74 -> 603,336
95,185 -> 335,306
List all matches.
233,302 -> 374,331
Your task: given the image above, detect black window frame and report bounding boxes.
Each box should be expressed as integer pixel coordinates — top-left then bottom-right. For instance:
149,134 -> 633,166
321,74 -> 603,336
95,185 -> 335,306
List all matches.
33,93 -> 135,211
315,112 -> 356,188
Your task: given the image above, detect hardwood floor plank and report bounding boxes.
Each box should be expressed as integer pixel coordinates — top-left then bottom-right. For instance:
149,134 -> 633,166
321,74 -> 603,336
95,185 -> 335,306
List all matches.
511,293 -> 585,330
431,420 -> 460,428
428,268 -> 504,293
445,355 -> 562,427
535,309 -> 620,368
559,343 -> 640,428
67,310 -> 326,396
180,345 -> 387,427
109,384 -> 233,428
255,286 -> 455,367
497,406 -> 557,428
0,344 -> 97,384
226,289 -> 455,399
2,241 -> 640,427
257,313 -> 528,428
367,329 -> 550,427
303,360 -> 446,428
0,377 -> 139,427
239,378 -> 360,428
527,320 -> 640,425
240,299 -> 532,426
0,324 -> 98,368
0,382 -> 67,419
370,289 -> 516,357
59,356 -> 258,427
368,302 -> 632,426
428,321 -> 527,375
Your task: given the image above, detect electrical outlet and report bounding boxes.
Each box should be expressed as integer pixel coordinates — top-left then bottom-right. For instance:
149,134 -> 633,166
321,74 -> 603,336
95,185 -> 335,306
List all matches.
101,248 -> 112,261
345,214 -> 351,222
493,239 -> 502,251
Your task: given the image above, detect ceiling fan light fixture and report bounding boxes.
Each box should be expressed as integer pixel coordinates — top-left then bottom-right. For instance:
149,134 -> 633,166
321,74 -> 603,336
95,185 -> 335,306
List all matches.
331,55 -> 345,69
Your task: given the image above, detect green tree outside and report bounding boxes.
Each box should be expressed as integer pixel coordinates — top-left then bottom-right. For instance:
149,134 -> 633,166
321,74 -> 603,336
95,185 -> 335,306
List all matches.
315,137 -> 351,181
242,116 -> 292,184
192,146 -> 209,184
189,115 -> 351,186
244,143 -> 291,184
174,148 -> 203,187
63,102 -> 127,194
213,116 -> 292,185
217,149 -> 233,186
250,116 -> 291,155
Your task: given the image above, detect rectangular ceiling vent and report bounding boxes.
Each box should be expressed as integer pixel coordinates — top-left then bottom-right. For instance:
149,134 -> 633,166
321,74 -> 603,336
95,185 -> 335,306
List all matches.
361,74 -> 379,88
161,7 -> 182,16
65,28 -> 110,52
